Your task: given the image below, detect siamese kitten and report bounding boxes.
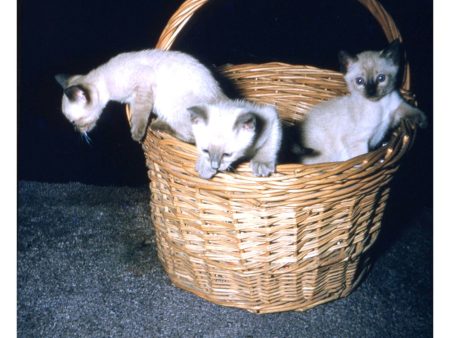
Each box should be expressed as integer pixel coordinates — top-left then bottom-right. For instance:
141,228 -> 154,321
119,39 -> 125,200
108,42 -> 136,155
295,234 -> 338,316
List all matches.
299,40 -> 427,164
55,49 -> 226,143
189,100 -> 282,179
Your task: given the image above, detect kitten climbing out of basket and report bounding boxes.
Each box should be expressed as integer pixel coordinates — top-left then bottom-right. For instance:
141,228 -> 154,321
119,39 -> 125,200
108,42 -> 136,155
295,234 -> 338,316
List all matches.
55,49 -> 226,143
298,39 -> 427,165
189,100 -> 282,179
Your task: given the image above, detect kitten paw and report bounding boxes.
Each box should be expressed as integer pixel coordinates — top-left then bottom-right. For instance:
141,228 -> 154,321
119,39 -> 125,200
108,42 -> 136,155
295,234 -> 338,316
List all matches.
401,106 -> 428,129
131,124 -> 147,142
410,109 -> 428,129
150,119 -> 175,134
251,161 -> 275,177
196,158 -> 217,179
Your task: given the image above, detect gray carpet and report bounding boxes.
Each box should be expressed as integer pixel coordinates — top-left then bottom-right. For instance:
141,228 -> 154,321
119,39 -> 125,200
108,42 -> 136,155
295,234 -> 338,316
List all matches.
17,181 -> 432,337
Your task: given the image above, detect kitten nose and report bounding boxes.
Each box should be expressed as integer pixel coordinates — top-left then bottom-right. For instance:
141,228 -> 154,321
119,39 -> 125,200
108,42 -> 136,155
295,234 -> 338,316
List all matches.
211,160 -> 220,170
365,80 -> 377,97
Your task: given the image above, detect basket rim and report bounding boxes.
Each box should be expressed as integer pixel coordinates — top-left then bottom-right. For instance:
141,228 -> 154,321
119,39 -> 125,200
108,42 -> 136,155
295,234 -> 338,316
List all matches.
125,61 -> 417,181
121,2 -> 419,182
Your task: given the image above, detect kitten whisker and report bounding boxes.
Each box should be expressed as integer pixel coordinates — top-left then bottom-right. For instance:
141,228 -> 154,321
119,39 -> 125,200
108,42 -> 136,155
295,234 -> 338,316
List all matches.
81,132 -> 92,145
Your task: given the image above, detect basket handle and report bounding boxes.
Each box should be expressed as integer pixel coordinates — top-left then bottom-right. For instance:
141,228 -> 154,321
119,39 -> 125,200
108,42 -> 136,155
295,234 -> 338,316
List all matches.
155,0 -> 411,91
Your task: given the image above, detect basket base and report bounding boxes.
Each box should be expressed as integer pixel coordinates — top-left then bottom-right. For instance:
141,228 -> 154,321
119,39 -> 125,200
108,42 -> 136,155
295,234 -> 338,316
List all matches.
158,250 -> 373,314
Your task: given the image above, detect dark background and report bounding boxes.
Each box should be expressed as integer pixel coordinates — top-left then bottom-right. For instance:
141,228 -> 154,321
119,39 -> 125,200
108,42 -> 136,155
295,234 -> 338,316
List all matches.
18,0 -> 432,210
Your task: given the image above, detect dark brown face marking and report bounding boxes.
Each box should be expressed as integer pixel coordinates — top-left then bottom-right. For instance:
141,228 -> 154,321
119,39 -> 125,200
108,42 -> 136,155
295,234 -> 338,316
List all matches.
234,112 -> 256,131
364,79 -> 378,98
189,106 -> 208,124
64,84 -> 91,104
208,145 -> 224,170
55,73 -> 71,88
380,39 -> 401,66
338,50 -> 358,73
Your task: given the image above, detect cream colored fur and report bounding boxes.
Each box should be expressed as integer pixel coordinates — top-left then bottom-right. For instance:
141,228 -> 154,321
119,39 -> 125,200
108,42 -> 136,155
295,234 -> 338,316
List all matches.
56,49 -> 226,142
299,41 -> 426,164
190,99 -> 282,179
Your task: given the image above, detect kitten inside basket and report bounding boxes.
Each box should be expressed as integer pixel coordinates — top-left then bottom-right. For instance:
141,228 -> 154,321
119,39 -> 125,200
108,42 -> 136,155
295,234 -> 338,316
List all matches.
296,39 -> 427,165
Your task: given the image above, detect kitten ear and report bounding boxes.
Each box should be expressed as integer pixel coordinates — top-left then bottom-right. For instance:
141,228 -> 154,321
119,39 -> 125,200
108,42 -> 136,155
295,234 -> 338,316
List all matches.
188,106 -> 208,124
338,51 -> 357,73
55,74 -> 71,88
234,112 -> 256,131
380,39 -> 402,65
63,85 -> 90,103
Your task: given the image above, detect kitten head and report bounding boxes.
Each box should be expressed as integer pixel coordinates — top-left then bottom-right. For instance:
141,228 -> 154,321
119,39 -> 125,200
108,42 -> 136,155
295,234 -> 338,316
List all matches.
189,101 -> 259,174
339,39 -> 401,101
55,74 -> 103,135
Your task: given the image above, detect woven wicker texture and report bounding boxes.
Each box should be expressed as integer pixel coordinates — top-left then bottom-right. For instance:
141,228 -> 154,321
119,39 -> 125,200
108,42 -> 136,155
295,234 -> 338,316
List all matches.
126,0 -> 419,313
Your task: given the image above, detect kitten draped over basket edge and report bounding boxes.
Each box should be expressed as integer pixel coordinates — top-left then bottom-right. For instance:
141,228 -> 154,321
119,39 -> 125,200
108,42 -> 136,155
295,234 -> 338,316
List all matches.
55,49 -> 283,179
298,39 -> 427,165
189,100 -> 282,179
55,49 -> 227,143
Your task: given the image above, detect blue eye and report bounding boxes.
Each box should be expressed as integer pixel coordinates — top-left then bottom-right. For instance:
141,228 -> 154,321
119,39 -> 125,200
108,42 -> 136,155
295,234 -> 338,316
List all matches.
355,77 -> 365,85
202,149 -> 209,154
223,153 -> 232,158
377,74 -> 386,83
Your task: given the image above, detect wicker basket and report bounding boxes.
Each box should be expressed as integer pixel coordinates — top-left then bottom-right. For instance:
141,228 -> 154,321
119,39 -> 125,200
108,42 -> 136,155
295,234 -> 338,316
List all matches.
126,0 -> 420,313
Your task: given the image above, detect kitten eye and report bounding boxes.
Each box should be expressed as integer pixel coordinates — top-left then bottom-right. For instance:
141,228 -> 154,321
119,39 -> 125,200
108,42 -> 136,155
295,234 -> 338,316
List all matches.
377,74 -> 386,83
355,77 -> 365,86
223,153 -> 232,158
202,149 -> 209,154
